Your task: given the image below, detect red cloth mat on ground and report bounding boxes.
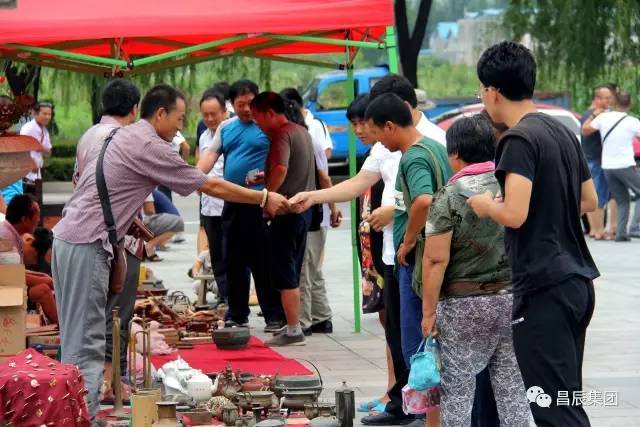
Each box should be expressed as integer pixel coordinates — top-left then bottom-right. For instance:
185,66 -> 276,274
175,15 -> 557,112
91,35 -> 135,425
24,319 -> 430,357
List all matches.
151,337 -> 312,375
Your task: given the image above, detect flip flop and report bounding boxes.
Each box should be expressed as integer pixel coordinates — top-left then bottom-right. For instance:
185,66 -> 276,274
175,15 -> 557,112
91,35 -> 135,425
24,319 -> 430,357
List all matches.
146,253 -> 164,262
358,399 -> 382,413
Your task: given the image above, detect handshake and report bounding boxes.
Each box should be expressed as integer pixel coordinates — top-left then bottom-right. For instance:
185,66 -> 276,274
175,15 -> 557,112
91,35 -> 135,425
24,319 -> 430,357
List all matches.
263,191 -> 342,227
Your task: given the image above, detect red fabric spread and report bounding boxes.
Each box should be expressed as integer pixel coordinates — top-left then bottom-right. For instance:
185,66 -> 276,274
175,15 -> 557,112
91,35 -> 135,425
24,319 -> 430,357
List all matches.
151,337 -> 312,376
0,349 -> 90,426
0,0 -> 393,56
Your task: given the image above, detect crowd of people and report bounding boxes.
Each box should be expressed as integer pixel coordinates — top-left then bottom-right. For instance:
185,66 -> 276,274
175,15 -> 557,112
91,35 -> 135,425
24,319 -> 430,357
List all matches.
1,39 -> 634,426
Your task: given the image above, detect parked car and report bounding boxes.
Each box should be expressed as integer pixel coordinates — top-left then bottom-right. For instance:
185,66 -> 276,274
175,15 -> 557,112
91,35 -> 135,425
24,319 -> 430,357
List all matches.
435,102 -> 581,140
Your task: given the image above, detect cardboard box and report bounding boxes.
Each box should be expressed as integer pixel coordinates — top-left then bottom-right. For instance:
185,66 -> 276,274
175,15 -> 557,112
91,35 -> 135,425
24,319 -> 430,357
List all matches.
0,264 -> 27,359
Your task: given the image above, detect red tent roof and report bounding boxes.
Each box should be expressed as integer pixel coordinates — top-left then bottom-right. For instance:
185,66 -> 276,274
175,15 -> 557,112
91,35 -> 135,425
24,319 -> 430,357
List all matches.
0,0 -> 394,74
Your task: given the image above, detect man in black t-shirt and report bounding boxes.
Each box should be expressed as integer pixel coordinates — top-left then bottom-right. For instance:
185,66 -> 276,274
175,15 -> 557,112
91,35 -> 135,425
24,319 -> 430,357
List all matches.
468,41 -> 599,427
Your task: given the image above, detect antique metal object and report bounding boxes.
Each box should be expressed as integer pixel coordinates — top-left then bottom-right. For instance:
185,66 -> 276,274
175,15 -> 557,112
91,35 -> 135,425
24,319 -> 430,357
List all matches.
212,327 -> 250,350
128,316 -> 153,391
235,391 -> 275,411
335,382 -> 355,427
256,419 -> 285,427
281,390 -> 318,410
273,374 -> 322,399
309,416 -> 340,427
217,365 -> 242,399
222,402 -> 239,426
109,308 -> 128,418
304,402 -> 336,419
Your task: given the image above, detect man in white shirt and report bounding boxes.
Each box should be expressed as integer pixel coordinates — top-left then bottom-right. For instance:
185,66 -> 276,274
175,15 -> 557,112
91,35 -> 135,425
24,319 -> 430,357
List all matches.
198,89 -> 229,304
304,107 -> 334,159
583,91 -> 640,241
20,101 -> 53,201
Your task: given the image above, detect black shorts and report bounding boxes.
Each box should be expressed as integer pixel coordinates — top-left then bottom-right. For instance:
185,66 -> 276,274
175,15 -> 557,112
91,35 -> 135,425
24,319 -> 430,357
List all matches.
269,211 -> 312,290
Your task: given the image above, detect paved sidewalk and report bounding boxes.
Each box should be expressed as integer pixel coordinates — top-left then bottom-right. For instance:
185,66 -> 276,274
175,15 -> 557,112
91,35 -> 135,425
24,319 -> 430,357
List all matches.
108,193 -> 640,426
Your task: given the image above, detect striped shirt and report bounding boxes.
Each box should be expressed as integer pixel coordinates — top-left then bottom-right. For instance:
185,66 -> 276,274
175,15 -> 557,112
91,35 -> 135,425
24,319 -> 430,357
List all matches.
54,120 -> 207,255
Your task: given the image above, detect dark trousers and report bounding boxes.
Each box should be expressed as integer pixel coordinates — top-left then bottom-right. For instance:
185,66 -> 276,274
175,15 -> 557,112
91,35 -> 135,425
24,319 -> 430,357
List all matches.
223,202 -> 284,324
268,211 -> 312,290
382,265 -> 409,417
105,253 -> 140,372
201,214 -> 228,300
512,277 -> 595,427
156,184 -> 172,201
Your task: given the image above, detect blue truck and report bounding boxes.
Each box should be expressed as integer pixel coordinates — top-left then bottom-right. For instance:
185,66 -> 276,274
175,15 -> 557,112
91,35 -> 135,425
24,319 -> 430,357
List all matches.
303,66 -> 571,165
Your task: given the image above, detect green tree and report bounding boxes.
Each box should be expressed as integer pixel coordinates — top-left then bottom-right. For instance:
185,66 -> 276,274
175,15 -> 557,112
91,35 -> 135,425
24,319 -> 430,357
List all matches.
503,0 -> 640,110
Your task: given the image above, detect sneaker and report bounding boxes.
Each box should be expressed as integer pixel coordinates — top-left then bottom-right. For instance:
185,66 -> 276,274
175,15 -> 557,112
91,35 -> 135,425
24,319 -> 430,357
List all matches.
616,236 -> 632,242
265,333 -> 307,347
629,231 -> 640,238
310,319 -> 333,334
264,320 -> 286,333
172,233 -> 185,244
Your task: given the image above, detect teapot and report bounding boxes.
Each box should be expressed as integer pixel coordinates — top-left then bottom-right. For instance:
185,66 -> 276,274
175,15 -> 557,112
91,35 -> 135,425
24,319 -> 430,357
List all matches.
187,371 -> 215,403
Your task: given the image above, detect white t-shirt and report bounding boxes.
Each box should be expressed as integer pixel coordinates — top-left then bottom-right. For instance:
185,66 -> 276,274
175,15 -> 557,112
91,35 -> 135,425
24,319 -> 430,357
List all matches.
199,128 -> 225,217
307,118 -> 331,228
416,112 -> 446,146
20,119 -> 51,181
591,111 -> 640,169
305,111 -> 333,152
361,143 -> 401,265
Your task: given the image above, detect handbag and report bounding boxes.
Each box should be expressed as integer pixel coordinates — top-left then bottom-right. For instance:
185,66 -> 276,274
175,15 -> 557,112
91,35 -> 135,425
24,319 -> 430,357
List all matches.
408,337 -> 441,391
95,127 -> 126,294
398,140 -> 445,298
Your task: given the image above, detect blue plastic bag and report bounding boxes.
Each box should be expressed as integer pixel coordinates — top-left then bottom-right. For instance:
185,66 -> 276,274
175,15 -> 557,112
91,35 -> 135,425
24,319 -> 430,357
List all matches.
408,337 -> 441,391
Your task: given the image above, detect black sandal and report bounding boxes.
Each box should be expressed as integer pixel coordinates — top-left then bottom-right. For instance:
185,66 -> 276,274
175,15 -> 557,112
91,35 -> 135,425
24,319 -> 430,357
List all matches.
146,253 -> 163,262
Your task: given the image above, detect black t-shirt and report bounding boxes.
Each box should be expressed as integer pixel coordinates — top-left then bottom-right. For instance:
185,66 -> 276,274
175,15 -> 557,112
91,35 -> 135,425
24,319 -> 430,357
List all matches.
580,108 -> 602,162
495,112 -> 600,296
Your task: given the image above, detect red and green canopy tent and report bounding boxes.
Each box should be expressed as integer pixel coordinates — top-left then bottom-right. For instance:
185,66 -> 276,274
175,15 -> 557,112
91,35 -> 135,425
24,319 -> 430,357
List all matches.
0,0 -> 399,332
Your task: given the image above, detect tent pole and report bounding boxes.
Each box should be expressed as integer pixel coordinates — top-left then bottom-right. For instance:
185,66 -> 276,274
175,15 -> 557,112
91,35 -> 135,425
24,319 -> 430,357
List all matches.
265,34 -> 382,49
1,43 -> 128,68
345,62 -> 361,334
385,26 -> 399,73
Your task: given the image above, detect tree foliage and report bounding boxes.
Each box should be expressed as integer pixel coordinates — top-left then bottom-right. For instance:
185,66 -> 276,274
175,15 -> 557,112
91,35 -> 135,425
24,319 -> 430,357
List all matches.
503,0 -> 640,108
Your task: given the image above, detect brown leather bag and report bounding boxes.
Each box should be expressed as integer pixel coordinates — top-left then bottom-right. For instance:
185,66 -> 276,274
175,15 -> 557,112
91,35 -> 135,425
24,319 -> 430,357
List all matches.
95,128 -> 126,294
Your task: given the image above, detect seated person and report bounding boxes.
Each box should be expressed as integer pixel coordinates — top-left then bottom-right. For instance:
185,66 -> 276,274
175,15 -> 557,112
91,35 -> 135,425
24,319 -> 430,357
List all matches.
22,226 -> 53,275
0,195 -> 58,325
142,192 -> 184,261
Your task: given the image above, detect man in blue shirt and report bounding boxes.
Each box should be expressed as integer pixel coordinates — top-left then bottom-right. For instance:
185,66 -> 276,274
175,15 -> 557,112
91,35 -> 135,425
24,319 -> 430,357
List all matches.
198,80 -> 285,331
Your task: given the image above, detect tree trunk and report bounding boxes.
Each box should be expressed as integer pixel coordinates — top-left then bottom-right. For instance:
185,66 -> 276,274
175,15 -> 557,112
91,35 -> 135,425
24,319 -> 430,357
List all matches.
4,61 -> 41,99
394,0 -> 433,88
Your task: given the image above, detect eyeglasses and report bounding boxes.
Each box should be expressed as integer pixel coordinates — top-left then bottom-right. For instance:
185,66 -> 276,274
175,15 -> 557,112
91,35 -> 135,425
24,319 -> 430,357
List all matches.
476,86 -> 498,100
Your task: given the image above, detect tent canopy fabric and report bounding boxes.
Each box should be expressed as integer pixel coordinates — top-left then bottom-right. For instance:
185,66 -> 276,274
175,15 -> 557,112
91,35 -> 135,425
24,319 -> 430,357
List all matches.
0,0 -> 394,74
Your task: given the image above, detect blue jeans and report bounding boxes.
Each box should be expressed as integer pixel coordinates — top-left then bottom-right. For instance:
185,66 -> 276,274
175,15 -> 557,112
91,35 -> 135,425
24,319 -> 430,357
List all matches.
398,263 -> 423,367
588,160 -> 609,209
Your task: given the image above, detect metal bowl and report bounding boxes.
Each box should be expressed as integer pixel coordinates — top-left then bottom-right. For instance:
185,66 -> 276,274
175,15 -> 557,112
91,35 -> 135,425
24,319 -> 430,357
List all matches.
212,327 -> 250,350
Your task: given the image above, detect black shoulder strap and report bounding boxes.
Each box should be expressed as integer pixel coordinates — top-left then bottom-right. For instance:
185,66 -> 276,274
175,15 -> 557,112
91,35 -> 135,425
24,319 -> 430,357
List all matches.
96,128 -> 120,246
601,114 -> 628,145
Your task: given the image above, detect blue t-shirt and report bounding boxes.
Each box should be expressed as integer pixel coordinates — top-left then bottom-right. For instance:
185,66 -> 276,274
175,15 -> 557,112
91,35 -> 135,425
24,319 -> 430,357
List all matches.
2,180 -> 24,205
219,119 -> 269,189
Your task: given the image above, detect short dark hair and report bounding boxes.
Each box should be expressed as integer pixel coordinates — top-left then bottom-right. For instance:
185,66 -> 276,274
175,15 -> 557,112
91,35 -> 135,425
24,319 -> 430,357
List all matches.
250,91 -> 286,114
477,41 -> 536,101
615,91 -> 631,109
280,88 -> 304,109
34,101 -> 53,113
370,74 -> 417,108
6,194 -> 37,225
211,82 -> 231,100
591,84 -> 611,100
199,88 -> 226,109
140,84 -> 185,119
365,93 -> 413,128
102,79 -> 140,117
346,94 -> 370,121
446,114 -> 496,164
229,80 -> 259,102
